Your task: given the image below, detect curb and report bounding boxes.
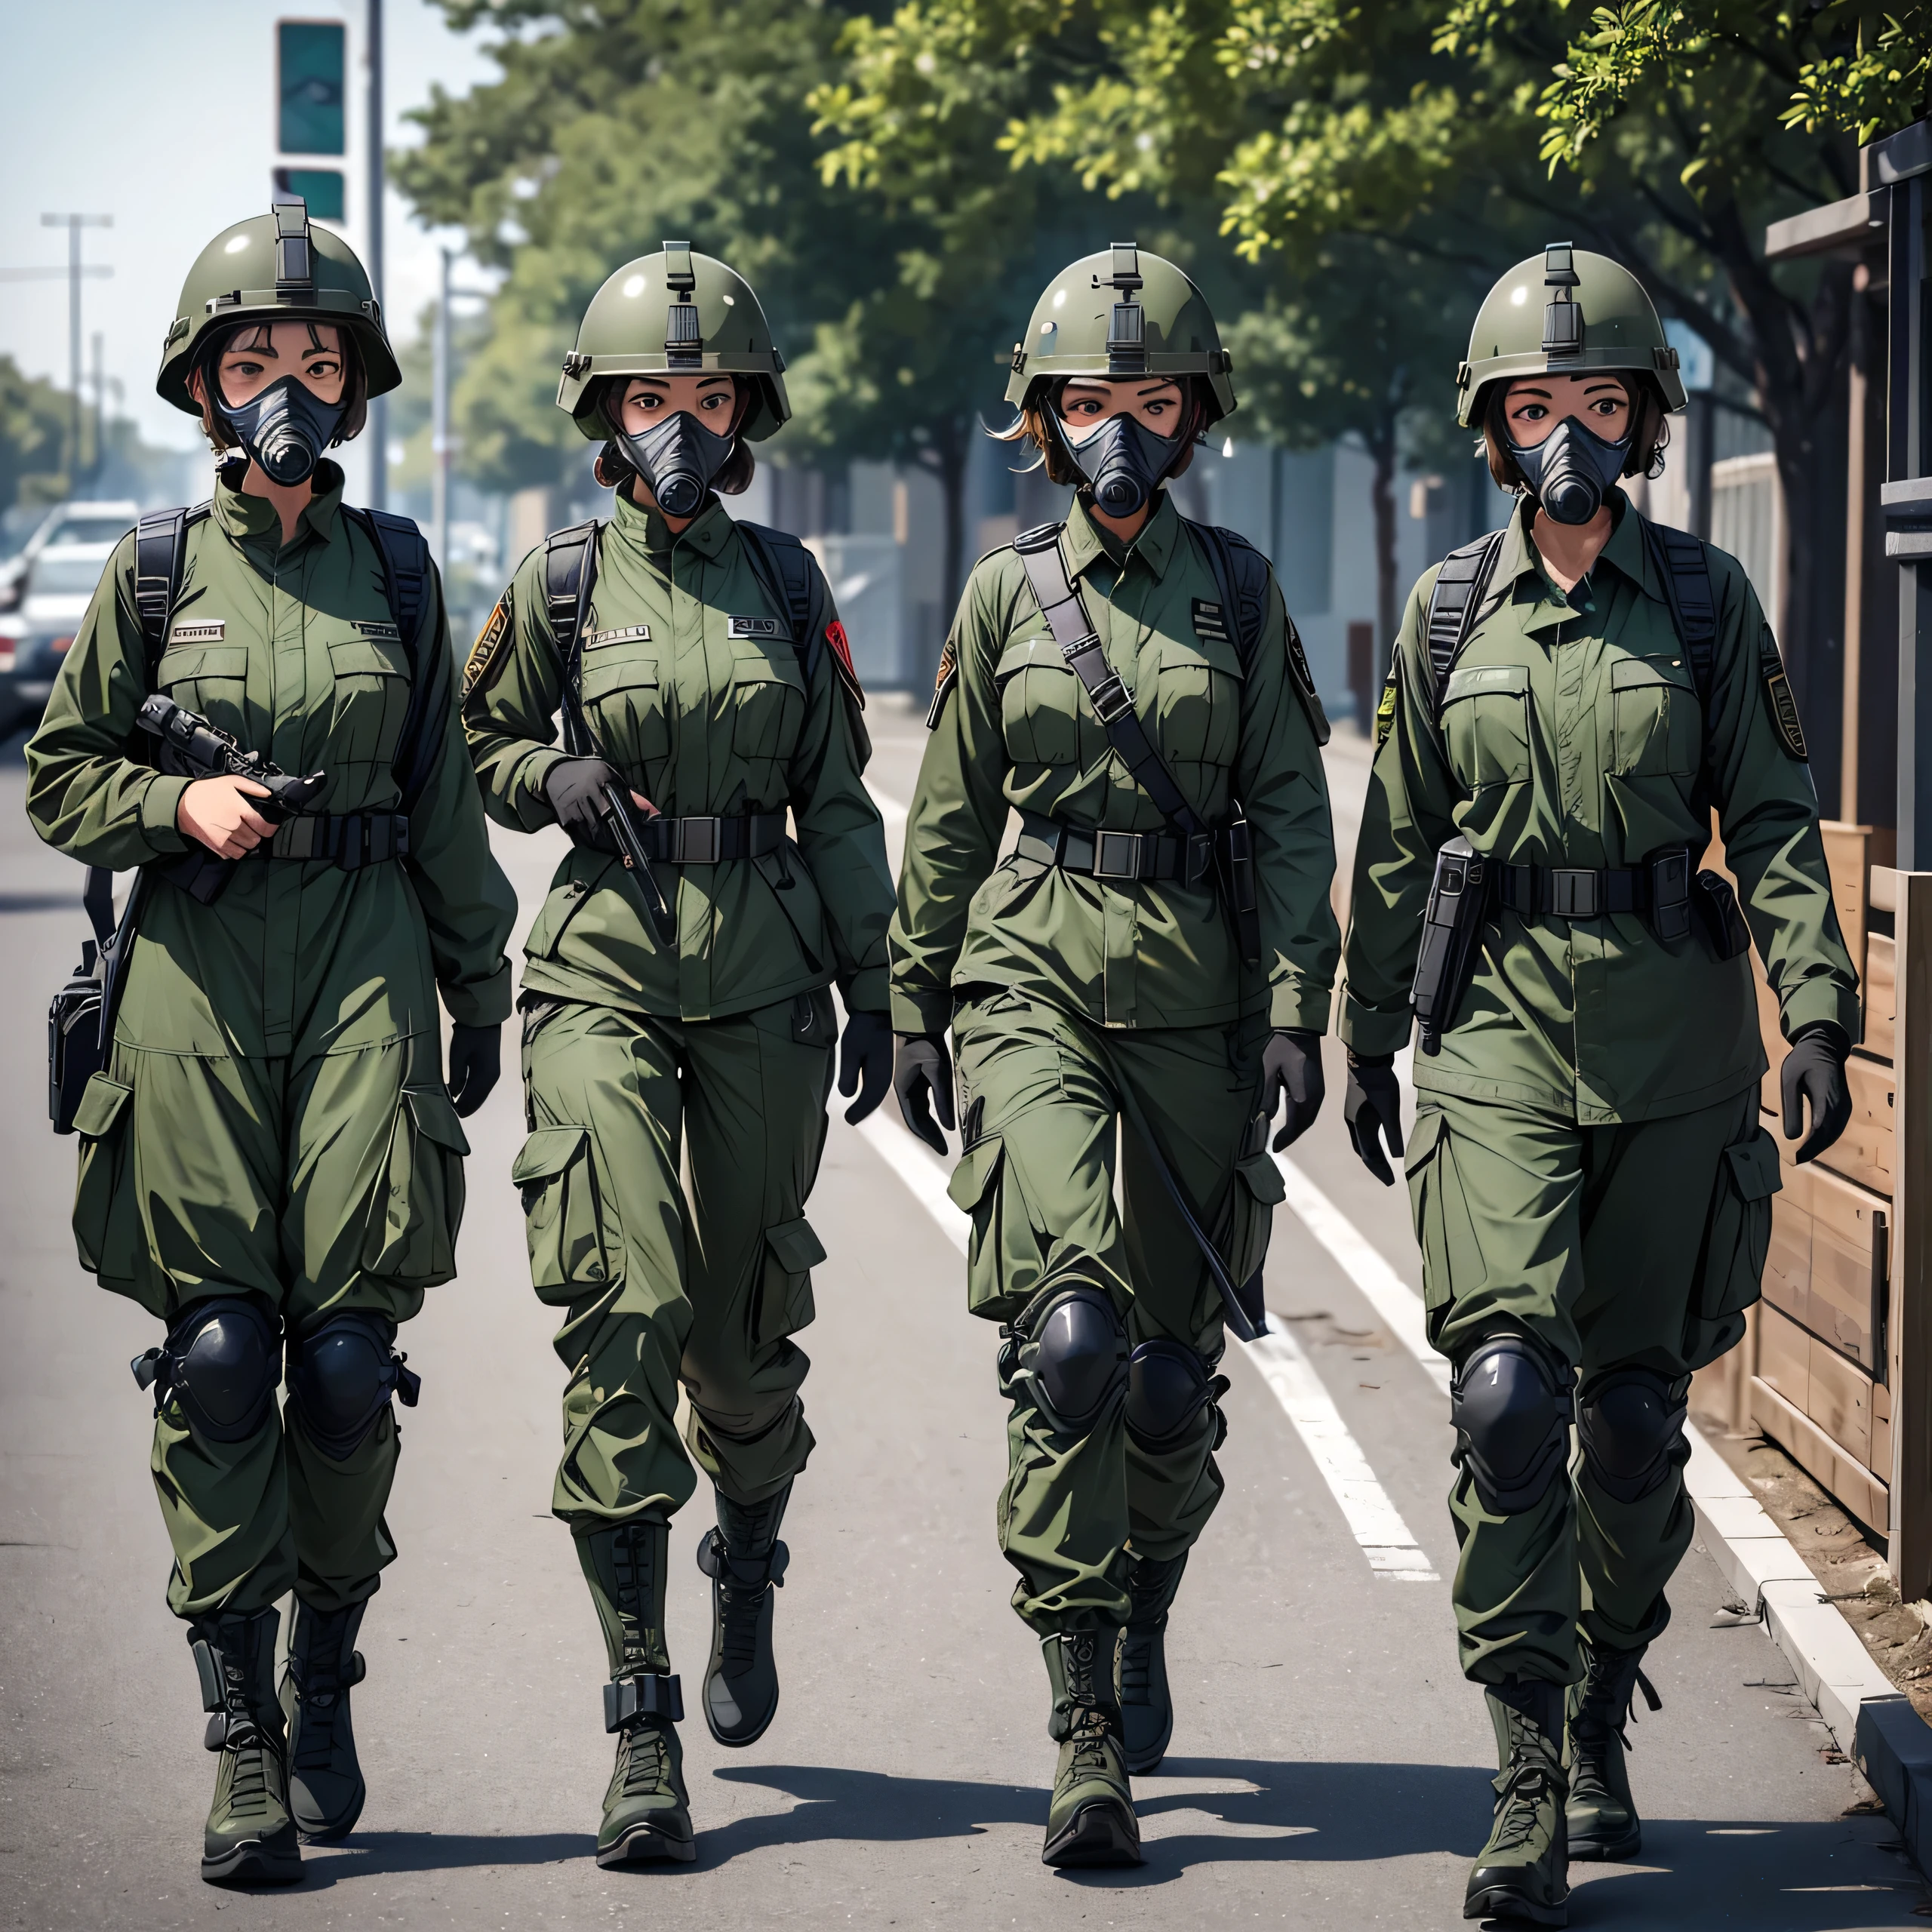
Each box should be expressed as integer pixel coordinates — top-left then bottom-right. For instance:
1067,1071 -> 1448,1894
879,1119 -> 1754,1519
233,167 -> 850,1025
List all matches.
1685,1423 -> 1932,1871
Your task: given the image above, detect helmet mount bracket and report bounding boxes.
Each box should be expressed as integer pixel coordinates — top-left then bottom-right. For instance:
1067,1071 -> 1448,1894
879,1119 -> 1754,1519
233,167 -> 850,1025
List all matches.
1096,242 -> 1147,375
272,198 -> 314,297
663,240 -> 701,368
1542,240 -> 1584,359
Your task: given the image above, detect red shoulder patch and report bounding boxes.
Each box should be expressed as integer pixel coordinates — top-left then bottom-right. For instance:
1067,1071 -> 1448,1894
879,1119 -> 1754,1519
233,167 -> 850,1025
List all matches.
823,619 -> 865,709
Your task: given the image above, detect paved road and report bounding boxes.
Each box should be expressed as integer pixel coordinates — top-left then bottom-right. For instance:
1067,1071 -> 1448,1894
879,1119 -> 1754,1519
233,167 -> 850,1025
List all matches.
0,702 -> 1921,1928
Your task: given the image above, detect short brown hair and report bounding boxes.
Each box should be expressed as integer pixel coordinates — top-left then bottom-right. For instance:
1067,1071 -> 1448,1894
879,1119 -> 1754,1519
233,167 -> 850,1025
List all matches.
991,378 -> 1205,485
593,378 -> 757,497
193,321 -> 368,454
1479,375 -> 1670,493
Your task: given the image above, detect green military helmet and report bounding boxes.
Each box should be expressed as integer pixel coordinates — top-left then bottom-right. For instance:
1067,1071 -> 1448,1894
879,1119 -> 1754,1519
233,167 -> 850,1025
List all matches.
156,198 -> 400,416
1006,244 -> 1236,425
1456,242 -> 1687,427
557,244 -> 789,443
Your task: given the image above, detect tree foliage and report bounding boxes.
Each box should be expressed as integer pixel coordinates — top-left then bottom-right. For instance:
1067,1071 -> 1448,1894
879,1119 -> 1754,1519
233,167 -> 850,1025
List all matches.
0,357 -> 70,512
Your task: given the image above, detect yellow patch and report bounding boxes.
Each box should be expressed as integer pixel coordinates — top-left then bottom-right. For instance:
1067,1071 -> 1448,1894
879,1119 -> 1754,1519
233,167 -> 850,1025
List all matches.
463,592 -> 512,699
1374,675 -> 1398,749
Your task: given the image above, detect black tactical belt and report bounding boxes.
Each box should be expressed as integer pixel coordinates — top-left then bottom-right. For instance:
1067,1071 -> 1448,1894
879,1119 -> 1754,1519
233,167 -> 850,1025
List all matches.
1016,812 -> 1212,884
257,811 -> 411,869
1497,847 -> 1691,922
638,810 -> 786,865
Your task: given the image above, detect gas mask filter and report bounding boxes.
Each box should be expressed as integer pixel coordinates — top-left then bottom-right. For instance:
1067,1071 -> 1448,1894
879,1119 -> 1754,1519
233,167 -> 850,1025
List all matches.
1056,411 -> 1182,521
1507,412 -> 1632,526
612,410 -> 735,519
211,370 -> 346,488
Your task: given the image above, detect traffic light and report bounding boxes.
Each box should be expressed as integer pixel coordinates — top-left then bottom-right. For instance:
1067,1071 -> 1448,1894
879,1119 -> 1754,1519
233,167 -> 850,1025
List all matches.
276,20 -> 346,224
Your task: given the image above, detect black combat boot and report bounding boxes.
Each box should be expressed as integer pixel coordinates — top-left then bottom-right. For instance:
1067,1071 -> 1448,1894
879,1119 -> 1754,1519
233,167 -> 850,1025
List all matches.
187,1607 -> 302,1886
280,1598 -> 368,1841
578,1518 -> 695,1864
696,1481 -> 790,1748
1465,1678 -> 1568,1926
1566,1635 -> 1659,1860
1116,1552 -> 1186,1775
1041,1630 -> 1142,1868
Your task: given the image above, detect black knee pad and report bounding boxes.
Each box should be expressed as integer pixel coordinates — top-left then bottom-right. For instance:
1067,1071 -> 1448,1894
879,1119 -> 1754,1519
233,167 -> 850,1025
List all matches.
132,1295 -> 281,1445
1020,1285 -> 1128,1435
1124,1340 -> 1226,1452
1451,1332 -> 1575,1514
1577,1365 -> 1687,1505
285,1312 -> 420,1461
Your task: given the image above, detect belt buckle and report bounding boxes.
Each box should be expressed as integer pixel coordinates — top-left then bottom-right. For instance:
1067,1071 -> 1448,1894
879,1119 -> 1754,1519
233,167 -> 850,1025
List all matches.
1547,868 -> 1597,918
676,817 -> 720,865
337,814 -> 366,873
1092,830 -> 1144,880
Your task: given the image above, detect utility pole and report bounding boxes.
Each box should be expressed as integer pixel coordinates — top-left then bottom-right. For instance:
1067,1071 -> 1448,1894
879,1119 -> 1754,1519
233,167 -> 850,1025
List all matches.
432,247 -> 453,574
365,0 -> 386,510
38,214 -> 111,488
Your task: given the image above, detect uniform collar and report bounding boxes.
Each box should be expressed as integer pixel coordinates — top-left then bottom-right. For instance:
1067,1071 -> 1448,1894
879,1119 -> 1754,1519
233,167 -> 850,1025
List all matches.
1497,488 -> 1658,623
1063,488 -> 1180,583
212,460 -> 346,553
608,484 -> 734,560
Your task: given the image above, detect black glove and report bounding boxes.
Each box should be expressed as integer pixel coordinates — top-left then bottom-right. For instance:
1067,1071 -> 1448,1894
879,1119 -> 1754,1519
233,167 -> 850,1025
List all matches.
447,1022 -> 502,1118
543,756 -> 628,851
1260,1029 -> 1325,1152
1781,1023 -> 1851,1164
1344,1050 -> 1405,1186
894,1031 -> 955,1155
838,1009 -> 894,1124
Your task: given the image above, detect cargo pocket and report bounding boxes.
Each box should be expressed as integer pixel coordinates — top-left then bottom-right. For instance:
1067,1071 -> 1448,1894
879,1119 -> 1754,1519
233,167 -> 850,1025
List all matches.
72,1072 -> 144,1297
1404,1109 -> 1469,1340
364,1087 -> 471,1286
512,1124 -> 612,1306
1227,1149 -> 1285,1295
755,1215 -> 825,1346
1441,663 -> 1531,790
1684,1124 -> 1781,1371
948,1132 -> 1038,1322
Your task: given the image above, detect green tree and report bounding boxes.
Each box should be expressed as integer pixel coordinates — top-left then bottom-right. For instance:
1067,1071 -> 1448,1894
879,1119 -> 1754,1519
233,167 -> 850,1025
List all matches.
0,357 -> 72,511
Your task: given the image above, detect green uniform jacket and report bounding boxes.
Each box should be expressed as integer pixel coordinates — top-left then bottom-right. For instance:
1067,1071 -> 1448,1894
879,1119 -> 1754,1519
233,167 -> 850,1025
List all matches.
1340,492 -> 1858,1123
462,491 -> 894,1020
27,469 -> 516,1057
891,491 -> 1339,1035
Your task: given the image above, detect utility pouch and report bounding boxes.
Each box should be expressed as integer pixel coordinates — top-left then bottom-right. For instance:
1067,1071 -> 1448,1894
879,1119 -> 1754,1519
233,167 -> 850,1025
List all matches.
1693,869 -> 1752,961
48,869 -> 120,1134
1411,835 -> 1489,1056
1216,816 -> 1263,966
1647,847 -> 1694,945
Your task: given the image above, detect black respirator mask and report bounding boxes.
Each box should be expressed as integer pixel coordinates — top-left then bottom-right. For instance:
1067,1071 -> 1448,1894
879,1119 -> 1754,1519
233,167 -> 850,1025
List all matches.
1507,411 -> 1632,527
1054,409 -> 1181,521
211,369 -> 346,488
611,410 -> 735,520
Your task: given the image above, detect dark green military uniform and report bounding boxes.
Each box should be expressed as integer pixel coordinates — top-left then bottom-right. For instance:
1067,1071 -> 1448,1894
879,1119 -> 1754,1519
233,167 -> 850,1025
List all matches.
1341,245 -> 1858,1919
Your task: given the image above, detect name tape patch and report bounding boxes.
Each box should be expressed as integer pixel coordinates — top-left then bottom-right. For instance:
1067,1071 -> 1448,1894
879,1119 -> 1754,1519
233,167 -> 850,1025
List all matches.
1192,598 -> 1231,645
168,620 -> 225,643
352,620 -> 401,641
587,624 -> 651,649
728,615 -> 780,641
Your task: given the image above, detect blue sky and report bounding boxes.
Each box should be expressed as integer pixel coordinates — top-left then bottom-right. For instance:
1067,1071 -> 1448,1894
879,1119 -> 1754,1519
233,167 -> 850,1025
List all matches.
1,1 -> 500,458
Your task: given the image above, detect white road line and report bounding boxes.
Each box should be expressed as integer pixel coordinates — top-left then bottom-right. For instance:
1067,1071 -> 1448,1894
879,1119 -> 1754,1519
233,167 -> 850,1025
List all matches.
1274,1153 -> 1454,1398
868,786 -> 908,829
1243,1321 -> 1440,1581
849,1106 -> 1438,1582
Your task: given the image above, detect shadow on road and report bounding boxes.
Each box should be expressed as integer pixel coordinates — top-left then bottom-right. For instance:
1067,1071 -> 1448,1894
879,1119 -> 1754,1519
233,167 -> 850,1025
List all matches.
294,1830 -> 590,1882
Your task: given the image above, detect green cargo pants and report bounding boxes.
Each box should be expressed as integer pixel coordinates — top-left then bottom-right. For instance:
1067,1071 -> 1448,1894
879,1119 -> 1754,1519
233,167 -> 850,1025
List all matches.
947,990 -> 1280,1635
70,1031 -> 466,1620
513,987 -> 835,1531
1406,1085 -> 1780,1685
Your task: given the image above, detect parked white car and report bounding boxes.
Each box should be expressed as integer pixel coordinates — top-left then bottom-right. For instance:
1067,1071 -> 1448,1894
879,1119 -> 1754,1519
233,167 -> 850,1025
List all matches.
0,540 -> 118,738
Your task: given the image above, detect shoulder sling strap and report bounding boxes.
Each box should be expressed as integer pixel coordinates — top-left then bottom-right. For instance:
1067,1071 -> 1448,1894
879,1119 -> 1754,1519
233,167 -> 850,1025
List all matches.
735,519 -> 827,686
345,506 -> 446,813
543,519 -> 604,758
1423,528 -> 1509,722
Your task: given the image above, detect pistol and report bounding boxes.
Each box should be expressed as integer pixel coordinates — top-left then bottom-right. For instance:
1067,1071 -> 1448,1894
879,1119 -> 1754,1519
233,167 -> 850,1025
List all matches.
595,780 -> 678,949
137,694 -> 328,903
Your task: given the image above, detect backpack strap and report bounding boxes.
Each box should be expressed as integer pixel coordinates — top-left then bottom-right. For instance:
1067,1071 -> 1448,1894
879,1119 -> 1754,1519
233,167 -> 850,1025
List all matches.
543,520 -> 603,758
133,505 -> 210,682
1189,518 -> 1329,746
1425,528 -> 1508,722
735,520 -> 829,687
344,506 -> 445,814
1641,519 -> 1718,715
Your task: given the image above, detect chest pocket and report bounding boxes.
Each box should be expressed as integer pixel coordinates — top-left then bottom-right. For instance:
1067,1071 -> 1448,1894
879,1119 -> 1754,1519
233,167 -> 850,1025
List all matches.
1442,662 -> 1532,790
730,652 -> 806,763
327,635 -> 412,768
583,652 -> 669,769
1610,655 -> 1701,780
158,644 -> 249,736
998,637 -> 1087,768
1149,635 -> 1241,771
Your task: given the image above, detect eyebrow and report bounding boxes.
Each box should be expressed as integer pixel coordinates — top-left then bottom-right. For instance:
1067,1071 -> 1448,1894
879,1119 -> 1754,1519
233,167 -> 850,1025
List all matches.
631,376 -> 732,390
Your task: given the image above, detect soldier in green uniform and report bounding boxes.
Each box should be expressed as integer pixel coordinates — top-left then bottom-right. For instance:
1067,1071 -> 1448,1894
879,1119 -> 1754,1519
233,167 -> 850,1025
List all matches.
27,200 -> 516,1886
1340,245 -> 1857,1925
889,245 -> 1340,1868
462,245 -> 896,1866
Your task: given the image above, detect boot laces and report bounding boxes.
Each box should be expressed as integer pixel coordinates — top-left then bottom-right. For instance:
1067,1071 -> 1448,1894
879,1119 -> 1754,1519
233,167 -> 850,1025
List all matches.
1491,1760 -> 1561,1854
220,1706 -> 281,1820
714,1541 -> 775,1676
617,1721 -> 672,1800
1118,1628 -> 1158,1703
289,1611 -> 355,1772
1573,1653 -> 1659,1762
1065,1706 -> 1115,1781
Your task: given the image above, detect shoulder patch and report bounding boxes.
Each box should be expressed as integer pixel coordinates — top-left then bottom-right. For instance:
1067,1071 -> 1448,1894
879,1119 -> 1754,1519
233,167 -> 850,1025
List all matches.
823,618 -> 865,709
1284,616 -> 1331,746
1374,673 -> 1398,749
1764,663 -> 1808,761
463,591 -> 513,699
926,638 -> 958,730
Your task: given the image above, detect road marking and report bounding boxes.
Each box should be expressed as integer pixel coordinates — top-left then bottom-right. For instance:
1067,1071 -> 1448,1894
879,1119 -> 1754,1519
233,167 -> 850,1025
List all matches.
848,1109 -> 1437,1582
1244,1321 -> 1440,1581
1273,1154 -> 1454,1397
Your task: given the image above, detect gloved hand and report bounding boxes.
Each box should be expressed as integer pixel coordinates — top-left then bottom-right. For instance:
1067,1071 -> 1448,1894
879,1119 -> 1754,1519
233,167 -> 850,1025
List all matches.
838,1009 -> 894,1124
1344,1050 -> 1405,1186
447,1022 -> 502,1118
894,1031 -> 955,1155
543,756 -> 633,851
1260,1029 -> 1325,1152
1781,1023 -> 1851,1164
